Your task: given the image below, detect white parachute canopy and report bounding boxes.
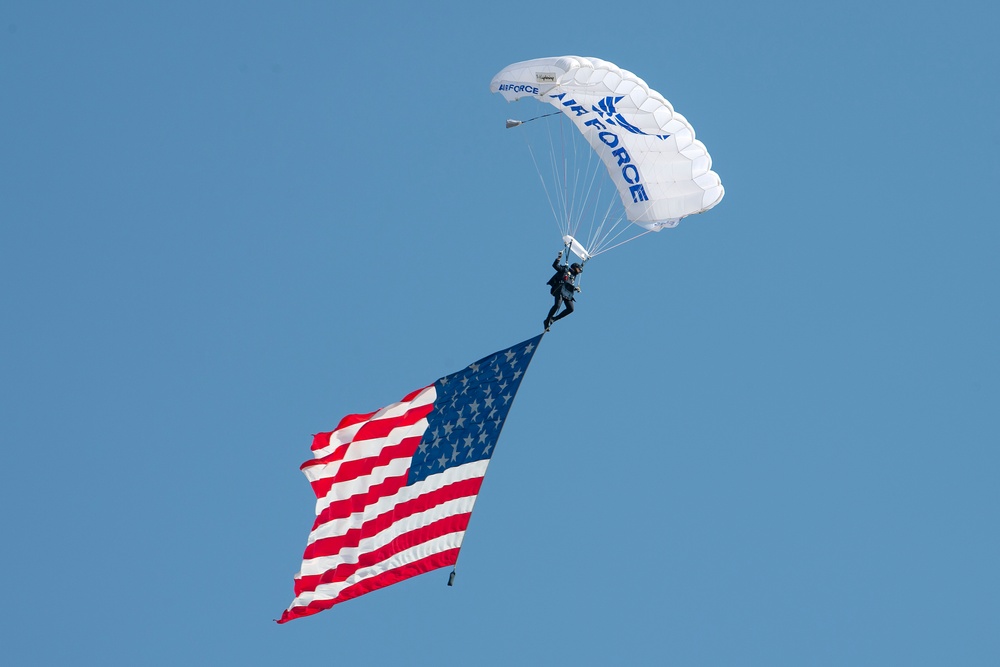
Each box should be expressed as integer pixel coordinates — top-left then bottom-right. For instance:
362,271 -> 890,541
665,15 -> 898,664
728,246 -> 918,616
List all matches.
491,56 -> 724,259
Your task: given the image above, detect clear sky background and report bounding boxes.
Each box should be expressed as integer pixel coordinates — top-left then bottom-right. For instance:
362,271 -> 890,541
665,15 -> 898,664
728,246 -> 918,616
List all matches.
3,2 -> 998,665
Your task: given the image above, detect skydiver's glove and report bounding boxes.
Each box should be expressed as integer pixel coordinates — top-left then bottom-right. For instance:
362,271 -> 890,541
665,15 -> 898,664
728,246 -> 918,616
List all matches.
575,286 -> 581,292
557,251 -> 563,259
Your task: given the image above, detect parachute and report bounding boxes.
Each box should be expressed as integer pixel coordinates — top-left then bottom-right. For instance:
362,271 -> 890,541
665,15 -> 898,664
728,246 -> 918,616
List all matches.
491,56 -> 724,261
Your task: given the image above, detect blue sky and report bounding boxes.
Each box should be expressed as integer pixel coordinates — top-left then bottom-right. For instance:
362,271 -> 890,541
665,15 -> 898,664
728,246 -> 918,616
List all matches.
2,1 -> 998,664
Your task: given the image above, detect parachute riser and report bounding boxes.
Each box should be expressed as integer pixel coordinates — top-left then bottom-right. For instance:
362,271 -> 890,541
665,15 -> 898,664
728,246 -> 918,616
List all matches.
561,234 -> 591,263
560,236 -> 588,289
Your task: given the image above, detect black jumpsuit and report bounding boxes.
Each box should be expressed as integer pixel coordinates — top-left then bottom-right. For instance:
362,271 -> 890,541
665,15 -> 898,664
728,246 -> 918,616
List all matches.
545,258 -> 578,326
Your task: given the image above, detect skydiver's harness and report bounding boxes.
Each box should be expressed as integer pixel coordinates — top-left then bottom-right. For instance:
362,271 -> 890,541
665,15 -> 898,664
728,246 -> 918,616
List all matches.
548,240 -> 587,297
547,268 -> 573,297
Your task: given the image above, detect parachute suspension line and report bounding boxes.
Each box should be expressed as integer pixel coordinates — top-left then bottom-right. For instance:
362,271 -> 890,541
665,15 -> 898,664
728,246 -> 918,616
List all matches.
544,124 -> 566,238
545,114 -> 588,244
588,210 -> 635,257
547,118 -> 570,235
570,130 -> 596,246
554,115 -> 613,258
517,113 -> 652,261
557,117 -> 578,241
577,143 -> 615,255
564,119 -> 634,260
521,115 -> 581,242
574,126 -> 599,249
575,147 -> 597,246
587,228 -> 656,258
560,119 -> 572,239
587,199 -> 630,256
524,137 -> 564,237
531,117 -> 569,240
561,120 -> 582,242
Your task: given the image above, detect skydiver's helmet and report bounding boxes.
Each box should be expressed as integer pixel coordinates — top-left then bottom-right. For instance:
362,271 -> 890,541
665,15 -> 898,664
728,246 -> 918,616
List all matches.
570,263 -> 583,274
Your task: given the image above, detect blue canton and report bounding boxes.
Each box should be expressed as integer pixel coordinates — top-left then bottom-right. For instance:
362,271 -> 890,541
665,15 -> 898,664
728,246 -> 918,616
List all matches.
407,335 -> 543,484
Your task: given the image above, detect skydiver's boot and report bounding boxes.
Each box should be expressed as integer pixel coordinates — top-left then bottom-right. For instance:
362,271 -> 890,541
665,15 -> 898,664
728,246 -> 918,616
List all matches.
543,318 -> 553,332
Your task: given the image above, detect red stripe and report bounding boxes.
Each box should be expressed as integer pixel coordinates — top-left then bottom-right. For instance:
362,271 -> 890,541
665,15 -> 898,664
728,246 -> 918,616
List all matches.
308,387 -> 432,454
277,549 -> 459,624
293,513 -> 471,597
300,400 -> 432,476
303,477 -> 484,560
306,435 -> 420,499
309,386 -> 431,453
311,411 -> 376,451
331,410 -> 377,433
311,470 -> 408,531
311,431 -> 334,450
299,396 -> 434,486
300,441 -> 350,472
351,401 -> 433,443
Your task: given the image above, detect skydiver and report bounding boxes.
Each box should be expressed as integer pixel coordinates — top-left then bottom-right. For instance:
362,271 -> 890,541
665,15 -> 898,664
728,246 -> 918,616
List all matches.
543,251 -> 583,331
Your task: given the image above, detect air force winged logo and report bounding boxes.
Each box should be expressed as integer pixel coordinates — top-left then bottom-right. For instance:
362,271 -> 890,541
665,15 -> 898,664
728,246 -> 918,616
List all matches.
594,96 -> 671,140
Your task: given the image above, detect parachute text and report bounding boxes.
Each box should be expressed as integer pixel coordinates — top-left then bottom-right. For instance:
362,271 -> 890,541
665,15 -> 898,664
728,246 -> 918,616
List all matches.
497,83 -> 540,95
550,93 -> 649,204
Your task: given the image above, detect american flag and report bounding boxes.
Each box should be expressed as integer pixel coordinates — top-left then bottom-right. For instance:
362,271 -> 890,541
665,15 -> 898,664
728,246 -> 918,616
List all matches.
278,335 -> 543,623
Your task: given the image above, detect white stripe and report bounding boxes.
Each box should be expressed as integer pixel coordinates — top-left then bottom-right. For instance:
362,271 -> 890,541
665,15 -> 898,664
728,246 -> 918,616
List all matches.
304,417 -> 429,486
299,494 -> 476,577
287,532 -> 467,610
312,387 -> 436,458
306,459 -> 491,546
312,457 -> 410,515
